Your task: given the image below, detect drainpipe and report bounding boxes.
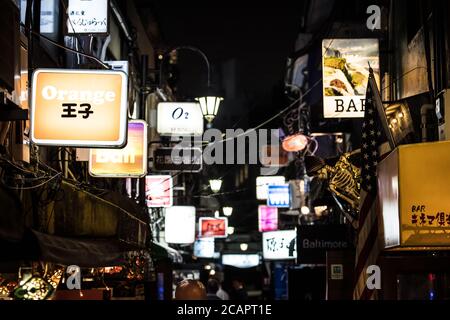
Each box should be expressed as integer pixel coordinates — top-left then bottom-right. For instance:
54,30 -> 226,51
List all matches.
421,104 -> 435,142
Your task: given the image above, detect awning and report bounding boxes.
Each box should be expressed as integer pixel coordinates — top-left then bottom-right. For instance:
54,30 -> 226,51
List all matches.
0,179 -> 150,267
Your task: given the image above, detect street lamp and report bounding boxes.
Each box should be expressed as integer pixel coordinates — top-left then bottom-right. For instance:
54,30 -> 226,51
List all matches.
196,94 -> 223,125
158,46 -> 224,125
223,207 -> 233,217
209,179 -> 222,193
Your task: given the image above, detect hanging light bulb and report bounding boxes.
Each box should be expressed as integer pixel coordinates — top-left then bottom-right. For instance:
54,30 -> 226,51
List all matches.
223,207 -> 233,216
227,226 -> 235,235
209,179 -> 222,193
240,243 -> 249,251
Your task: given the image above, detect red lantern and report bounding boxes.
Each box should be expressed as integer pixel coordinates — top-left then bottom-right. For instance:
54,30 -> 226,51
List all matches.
282,133 -> 308,152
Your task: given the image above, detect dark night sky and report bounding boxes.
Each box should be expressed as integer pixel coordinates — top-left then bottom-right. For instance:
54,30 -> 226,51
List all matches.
147,1 -> 306,129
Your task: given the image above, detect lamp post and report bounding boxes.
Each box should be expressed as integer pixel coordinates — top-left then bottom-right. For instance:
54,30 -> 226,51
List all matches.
159,46 -> 224,124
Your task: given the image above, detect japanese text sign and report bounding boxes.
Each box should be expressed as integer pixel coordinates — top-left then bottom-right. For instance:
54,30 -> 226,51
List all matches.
199,217 -> 228,238
262,230 -> 297,260
67,0 -> 108,34
31,69 -> 128,147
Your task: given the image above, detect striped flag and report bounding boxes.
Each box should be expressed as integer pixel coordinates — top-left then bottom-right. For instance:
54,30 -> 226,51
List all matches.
353,69 -> 383,300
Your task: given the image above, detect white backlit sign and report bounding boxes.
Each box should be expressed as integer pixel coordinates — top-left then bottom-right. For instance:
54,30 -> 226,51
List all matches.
157,102 -> 204,136
67,0 -> 108,34
322,38 -> 379,118
164,206 -> 196,244
222,254 -> 260,268
262,230 -> 297,260
256,176 -> 285,200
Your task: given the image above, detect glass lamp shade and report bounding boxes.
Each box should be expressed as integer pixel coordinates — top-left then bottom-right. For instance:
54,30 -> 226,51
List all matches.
196,96 -> 223,123
282,133 -> 308,152
209,179 -> 222,193
240,243 -> 249,251
223,207 -> 233,216
227,226 -> 235,235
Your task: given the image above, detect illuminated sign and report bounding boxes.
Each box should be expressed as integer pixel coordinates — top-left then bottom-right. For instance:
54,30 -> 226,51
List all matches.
322,39 -> 379,118
165,206 -> 196,244
31,69 -> 128,147
267,184 -> 291,208
262,230 -> 297,260
256,176 -> 285,200
199,217 -> 228,238
193,238 -> 215,258
157,102 -> 204,136
258,205 -> 278,232
67,0 -> 108,34
154,147 -> 202,172
89,120 -> 147,177
222,254 -> 260,268
378,140 -> 450,248
145,175 -> 173,208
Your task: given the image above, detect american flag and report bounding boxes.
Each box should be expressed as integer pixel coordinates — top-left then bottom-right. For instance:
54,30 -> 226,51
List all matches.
353,69 -> 383,300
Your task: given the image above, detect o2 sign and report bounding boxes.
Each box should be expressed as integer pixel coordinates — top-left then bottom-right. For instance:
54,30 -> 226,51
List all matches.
157,102 -> 204,136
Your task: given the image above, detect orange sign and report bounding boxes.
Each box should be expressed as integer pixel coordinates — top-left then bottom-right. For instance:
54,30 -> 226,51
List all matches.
89,120 -> 148,177
31,69 -> 128,147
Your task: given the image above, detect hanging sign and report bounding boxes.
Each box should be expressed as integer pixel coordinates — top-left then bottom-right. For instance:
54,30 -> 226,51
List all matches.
322,38 -> 379,118
165,206 -> 196,244
145,175 -> 173,208
153,147 -> 203,172
193,238 -> 215,258
256,176 -> 286,200
262,230 -> 297,260
297,225 -> 350,264
157,102 -> 204,136
89,120 -> 147,178
67,0 -> 109,34
199,217 -> 228,238
30,69 -> 128,147
258,205 -> 278,232
222,254 -> 260,268
267,184 -> 291,208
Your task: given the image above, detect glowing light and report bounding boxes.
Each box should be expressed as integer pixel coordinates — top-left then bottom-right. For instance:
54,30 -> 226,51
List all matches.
227,226 -> 235,235
223,207 -> 233,216
209,179 -> 222,193
240,243 -> 249,252
282,133 -> 308,152
301,206 -> 310,215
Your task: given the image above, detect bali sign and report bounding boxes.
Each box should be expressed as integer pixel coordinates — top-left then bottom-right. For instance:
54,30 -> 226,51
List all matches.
89,120 -> 148,178
145,175 -> 173,208
322,39 -> 379,118
31,69 -> 128,147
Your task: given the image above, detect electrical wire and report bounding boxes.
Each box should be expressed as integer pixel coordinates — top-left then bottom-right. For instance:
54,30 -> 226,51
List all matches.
20,23 -> 110,69
3,172 -> 62,190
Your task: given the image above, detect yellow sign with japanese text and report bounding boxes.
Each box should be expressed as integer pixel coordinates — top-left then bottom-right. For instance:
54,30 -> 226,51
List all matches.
31,69 -> 128,147
378,141 -> 450,248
